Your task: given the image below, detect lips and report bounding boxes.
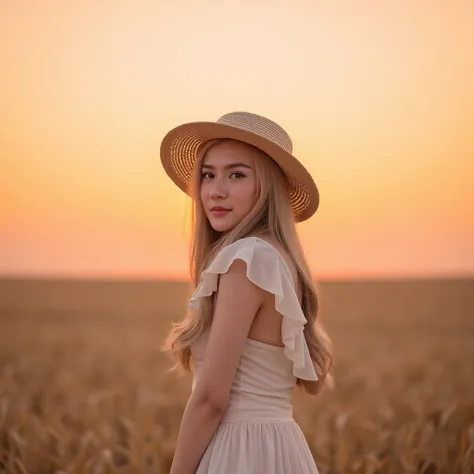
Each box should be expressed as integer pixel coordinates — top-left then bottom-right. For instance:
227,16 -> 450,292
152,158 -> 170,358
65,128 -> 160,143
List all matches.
210,206 -> 231,217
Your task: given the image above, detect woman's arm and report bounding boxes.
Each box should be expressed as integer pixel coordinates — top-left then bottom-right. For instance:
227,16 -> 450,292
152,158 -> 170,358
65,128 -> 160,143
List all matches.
169,259 -> 264,474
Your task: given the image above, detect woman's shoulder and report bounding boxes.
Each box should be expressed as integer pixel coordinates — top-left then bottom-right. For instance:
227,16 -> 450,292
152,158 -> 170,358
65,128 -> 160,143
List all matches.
242,234 -> 297,280
222,234 -> 286,257
191,234 -> 298,307
207,234 -> 297,287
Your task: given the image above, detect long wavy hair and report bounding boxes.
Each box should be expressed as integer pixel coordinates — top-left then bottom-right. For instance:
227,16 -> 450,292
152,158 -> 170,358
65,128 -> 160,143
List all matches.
163,139 -> 333,394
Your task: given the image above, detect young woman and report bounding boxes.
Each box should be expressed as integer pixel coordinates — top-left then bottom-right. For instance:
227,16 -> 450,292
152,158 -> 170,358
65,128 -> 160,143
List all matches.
160,111 -> 333,474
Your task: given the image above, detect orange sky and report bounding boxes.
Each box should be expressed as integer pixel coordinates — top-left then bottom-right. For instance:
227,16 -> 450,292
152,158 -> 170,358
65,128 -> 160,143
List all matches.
1,0 -> 473,280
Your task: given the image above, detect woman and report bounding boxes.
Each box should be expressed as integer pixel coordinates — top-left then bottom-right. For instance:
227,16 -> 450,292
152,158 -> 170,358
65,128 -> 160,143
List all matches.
160,111 -> 333,474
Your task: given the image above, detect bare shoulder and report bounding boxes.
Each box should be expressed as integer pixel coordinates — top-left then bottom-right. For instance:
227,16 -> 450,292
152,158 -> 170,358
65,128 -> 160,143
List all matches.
218,257 -> 265,301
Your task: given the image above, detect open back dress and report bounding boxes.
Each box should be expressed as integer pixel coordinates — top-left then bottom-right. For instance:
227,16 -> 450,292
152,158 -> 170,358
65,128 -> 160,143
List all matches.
190,236 -> 320,474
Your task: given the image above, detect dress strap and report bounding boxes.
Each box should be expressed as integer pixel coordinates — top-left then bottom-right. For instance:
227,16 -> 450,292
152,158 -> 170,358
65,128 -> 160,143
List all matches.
189,237 -> 318,381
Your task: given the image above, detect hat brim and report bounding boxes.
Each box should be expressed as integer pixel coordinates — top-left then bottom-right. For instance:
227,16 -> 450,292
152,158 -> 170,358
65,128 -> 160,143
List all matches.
160,121 -> 319,222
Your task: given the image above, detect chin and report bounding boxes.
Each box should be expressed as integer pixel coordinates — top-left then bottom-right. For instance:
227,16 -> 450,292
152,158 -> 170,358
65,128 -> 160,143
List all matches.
209,222 -> 235,233
208,217 -> 237,233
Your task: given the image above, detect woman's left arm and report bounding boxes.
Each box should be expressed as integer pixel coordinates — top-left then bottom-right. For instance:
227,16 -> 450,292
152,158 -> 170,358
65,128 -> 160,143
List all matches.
169,259 -> 264,474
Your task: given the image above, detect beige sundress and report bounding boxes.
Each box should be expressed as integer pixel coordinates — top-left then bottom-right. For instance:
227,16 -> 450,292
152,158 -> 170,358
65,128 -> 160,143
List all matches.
190,236 -> 320,474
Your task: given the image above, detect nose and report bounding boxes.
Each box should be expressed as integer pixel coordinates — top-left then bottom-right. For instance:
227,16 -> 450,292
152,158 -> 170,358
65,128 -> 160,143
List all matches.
209,179 -> 228,200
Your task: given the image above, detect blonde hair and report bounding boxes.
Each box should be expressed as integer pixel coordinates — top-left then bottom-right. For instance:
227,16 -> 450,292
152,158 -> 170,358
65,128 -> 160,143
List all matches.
163,139 -> 333,394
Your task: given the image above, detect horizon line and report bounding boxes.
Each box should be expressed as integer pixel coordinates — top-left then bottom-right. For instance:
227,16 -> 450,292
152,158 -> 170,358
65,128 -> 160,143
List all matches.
1,272 -> 473,283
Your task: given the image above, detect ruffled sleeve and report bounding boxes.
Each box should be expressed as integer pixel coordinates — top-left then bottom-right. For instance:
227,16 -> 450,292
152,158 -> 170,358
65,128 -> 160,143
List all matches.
189,237 -> 318,381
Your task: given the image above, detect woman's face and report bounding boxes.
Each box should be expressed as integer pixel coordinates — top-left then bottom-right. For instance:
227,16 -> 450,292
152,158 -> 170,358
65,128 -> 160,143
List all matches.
200,140 -> 259,233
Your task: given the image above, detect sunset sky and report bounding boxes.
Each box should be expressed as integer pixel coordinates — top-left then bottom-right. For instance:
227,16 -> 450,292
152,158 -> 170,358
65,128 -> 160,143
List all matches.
1,0 -> 473,280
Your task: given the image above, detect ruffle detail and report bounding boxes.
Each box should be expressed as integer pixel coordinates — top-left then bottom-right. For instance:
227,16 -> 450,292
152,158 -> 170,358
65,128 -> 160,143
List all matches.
189,237 -> 318,381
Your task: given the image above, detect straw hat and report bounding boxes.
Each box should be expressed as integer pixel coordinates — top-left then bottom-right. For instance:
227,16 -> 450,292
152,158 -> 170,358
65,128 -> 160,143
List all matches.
160,111 -> 319,222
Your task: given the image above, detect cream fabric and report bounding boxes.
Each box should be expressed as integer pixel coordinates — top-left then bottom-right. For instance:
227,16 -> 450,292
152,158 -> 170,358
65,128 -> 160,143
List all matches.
190,237 -> 319,474
190,237 -> 318,381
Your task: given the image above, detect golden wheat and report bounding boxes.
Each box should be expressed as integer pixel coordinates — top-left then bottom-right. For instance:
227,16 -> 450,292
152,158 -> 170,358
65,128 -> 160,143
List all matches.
0,278 -> 473,473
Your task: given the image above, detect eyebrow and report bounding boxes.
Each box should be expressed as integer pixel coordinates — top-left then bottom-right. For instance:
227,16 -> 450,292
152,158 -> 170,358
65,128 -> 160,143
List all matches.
201,162 -> 252,170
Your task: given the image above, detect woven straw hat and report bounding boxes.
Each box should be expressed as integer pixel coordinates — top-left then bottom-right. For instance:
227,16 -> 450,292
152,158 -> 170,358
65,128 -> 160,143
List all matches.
160,111 -> 319,222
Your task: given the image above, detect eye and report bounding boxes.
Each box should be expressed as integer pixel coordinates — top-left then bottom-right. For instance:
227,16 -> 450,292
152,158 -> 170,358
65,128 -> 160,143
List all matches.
230,171 -> 245,179
201,172 -> 214,179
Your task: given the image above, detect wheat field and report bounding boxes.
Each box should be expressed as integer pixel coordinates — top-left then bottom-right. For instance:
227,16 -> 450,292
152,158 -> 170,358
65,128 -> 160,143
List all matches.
0,278 -> 473,474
